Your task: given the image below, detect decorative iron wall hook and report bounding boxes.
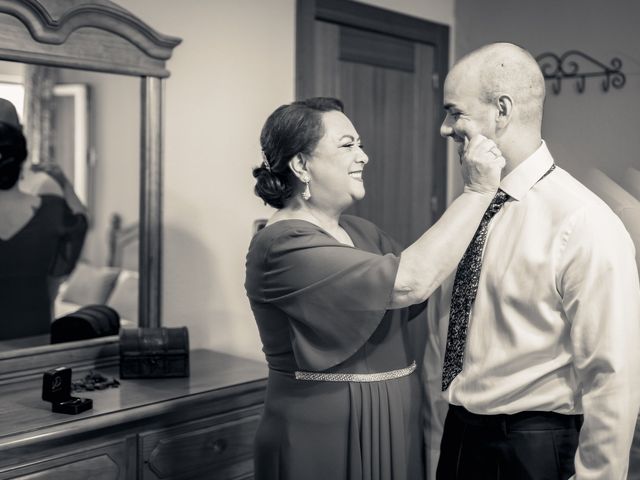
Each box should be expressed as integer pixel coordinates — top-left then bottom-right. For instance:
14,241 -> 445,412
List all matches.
535,50 -> 625,94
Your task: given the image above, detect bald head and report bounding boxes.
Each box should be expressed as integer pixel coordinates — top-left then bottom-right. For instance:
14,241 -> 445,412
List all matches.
450,43 -> 546,128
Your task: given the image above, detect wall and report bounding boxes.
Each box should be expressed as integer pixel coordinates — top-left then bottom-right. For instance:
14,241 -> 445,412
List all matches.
118,0 -> 454,361
57,69 -> 139,267
0,60 -> 24,110
453,0 -> 640,193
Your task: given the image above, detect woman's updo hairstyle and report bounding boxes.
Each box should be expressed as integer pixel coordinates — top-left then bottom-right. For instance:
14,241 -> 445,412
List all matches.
254,97 -> 344,209
0,99 -> 27,190
0,122 -> 28,191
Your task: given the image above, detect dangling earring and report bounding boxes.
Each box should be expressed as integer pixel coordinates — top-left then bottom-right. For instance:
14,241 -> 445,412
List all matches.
301,175 -> 311,200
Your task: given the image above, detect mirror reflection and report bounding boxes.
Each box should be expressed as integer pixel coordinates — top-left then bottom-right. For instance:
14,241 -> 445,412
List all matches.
0,61 -> 139,351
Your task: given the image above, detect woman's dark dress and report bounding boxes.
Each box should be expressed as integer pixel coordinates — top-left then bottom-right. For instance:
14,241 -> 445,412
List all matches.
245,215 -> 426,480
0,195 -> 87,340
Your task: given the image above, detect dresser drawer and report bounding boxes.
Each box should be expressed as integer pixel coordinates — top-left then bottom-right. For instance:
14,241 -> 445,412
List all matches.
0,439 -> 131,480
140,405 -> 262,480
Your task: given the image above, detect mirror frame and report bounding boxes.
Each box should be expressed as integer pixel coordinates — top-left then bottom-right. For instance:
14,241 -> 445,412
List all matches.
0,0 -> 181,381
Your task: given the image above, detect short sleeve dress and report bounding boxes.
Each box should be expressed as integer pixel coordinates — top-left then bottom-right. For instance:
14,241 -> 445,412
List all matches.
245,215 -> 426,480
0,195 -> 88,340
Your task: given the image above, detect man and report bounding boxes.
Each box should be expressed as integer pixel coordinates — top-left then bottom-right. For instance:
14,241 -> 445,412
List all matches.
423,43 -> 640,479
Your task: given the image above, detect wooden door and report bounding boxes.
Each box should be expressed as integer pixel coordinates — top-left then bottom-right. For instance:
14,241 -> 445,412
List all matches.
297,0 -> 449,248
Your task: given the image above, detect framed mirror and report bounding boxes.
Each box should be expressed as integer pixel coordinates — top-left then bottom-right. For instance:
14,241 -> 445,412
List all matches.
0,0 -> 181,380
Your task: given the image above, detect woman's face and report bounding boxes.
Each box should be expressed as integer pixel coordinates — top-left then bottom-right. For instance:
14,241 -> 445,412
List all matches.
305,110 -> 369,211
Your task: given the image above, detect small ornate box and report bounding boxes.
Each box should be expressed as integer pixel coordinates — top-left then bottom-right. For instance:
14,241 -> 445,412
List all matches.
119,327 -> 190,379
42,367 -> 93,414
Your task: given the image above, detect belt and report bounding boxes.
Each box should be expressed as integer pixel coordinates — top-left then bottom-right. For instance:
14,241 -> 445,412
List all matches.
294,361 -> 416,383
450,405 -> 583,432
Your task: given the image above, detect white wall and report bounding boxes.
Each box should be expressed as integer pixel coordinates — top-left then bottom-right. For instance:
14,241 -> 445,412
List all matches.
0,60 -> 23,81
119,0 -> 454,361
452,0 -> 640,194
57,69 -> 139,267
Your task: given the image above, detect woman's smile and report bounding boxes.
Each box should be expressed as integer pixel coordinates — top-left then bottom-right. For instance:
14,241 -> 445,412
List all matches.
349,169 -> 363,181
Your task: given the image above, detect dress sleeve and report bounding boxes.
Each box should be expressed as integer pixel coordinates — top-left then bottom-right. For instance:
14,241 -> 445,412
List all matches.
247,224 -> 400,371
49,201 -> 88,277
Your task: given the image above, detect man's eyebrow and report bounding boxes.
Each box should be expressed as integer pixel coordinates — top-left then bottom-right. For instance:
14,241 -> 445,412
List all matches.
443,103 -> 456,112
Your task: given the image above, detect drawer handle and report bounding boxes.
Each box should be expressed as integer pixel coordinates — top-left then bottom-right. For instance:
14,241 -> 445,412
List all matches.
207,438 -> 227,454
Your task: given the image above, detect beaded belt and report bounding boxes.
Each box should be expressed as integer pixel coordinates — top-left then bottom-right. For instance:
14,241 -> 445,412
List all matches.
294,361 -> 416,382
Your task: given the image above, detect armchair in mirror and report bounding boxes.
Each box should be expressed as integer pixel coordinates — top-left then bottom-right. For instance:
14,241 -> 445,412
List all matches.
0,0 -> 181,381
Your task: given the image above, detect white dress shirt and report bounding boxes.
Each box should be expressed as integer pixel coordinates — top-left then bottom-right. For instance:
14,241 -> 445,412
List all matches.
424,141 -> 640,480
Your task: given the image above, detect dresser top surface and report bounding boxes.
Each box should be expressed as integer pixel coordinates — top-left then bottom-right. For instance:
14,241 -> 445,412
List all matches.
0,349 -> 268,444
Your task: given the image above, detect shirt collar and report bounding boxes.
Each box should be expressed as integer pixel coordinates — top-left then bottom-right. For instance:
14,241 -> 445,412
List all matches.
500,140 -> 554,201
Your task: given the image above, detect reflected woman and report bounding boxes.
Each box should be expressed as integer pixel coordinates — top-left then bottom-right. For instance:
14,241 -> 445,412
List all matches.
245,97 -> 505,479
0,98 -> 88,341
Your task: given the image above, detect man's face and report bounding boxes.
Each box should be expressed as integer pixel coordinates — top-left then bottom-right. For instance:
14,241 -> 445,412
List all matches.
440,71 -> 497,159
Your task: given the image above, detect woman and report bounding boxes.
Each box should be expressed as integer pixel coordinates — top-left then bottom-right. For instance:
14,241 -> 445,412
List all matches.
245,97 -> 504,479
0,98 -> 88,341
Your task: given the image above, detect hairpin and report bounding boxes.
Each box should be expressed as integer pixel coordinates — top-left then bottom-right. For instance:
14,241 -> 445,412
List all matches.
261,151 -> 272,172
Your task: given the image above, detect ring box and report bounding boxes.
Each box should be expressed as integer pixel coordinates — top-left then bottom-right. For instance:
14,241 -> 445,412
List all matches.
42,367 -> 93,414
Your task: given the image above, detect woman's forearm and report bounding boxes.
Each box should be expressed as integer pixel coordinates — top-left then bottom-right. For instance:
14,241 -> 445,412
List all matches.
389,190 -> 494,308
60,180 -> 89,217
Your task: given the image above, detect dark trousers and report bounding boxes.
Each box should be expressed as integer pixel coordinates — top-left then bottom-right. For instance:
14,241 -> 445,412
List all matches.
436,405 -> 582,480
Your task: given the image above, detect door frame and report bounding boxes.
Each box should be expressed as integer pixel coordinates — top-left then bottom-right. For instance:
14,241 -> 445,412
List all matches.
295,0 -> 450,218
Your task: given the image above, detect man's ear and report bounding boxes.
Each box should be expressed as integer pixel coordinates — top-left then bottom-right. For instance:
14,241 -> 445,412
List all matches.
288,153 -> 309,180
496,94 -> 513,128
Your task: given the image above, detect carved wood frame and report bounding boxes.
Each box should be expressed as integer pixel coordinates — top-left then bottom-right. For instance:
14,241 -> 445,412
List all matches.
0,0 -> 181,381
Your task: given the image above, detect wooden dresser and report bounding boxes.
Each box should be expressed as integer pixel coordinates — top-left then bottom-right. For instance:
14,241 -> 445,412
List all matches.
0,350 -> 267,480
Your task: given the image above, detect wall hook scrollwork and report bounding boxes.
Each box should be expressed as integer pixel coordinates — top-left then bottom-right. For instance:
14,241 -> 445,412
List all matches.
535,50 -> 625,94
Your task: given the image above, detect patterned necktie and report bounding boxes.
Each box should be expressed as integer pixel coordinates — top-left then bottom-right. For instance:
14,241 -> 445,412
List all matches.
441,189 -> 510,391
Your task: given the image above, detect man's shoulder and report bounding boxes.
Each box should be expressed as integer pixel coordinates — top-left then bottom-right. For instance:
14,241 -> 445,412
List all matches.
545,168 -> 635,255
525,166 -> 636,257
540,167 -> 619,221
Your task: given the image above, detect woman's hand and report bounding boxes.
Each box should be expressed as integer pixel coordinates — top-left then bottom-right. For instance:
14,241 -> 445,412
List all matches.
31,163 -> 69,189
460,135 -> 505,195
30,163 -> 88,217
390,135 -> 506,308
